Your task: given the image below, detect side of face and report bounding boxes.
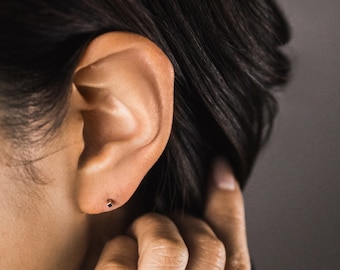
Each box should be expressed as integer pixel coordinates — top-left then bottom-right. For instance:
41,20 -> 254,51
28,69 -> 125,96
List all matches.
0,32 -> 174,269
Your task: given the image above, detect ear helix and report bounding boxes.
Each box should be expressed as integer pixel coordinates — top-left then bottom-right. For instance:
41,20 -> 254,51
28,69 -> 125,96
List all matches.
73,32 -> 174,214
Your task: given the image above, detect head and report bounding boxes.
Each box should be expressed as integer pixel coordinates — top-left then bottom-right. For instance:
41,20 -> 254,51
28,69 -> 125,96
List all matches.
0,0 -> 289,267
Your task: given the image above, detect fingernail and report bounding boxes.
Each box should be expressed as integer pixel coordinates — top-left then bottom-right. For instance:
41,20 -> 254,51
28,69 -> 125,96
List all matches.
213,158 -> 236,191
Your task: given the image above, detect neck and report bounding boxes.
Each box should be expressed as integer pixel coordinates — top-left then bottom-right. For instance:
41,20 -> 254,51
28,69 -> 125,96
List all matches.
0,188 -> 87,269
0,154 -> 144,270
0,163 -> 88,269
81,194 -> 145,269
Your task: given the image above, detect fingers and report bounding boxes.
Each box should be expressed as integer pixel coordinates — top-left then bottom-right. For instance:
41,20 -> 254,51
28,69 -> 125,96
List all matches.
128,213 -> 189,270
172,214 -> 226,270
95,158 -> 250,270
204,158 -> 251,270
95,235 -> 138,270
128,212 -> 227,270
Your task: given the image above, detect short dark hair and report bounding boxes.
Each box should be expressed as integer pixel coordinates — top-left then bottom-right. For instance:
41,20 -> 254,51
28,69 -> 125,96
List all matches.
0,0 -> 290,214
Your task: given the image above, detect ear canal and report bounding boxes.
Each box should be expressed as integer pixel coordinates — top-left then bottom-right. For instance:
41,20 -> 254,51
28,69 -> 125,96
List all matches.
73,32 -> 174,214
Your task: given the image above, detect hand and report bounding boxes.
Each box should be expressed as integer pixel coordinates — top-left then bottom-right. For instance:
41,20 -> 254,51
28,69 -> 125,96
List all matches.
204,158 -> 251,270
94,158 -> 251,269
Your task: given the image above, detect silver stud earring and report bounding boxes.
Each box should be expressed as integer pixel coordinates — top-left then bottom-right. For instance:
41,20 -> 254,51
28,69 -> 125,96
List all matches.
106,199 -> 114,208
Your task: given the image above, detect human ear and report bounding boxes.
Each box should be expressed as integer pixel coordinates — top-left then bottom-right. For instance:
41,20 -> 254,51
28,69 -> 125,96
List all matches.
72,32 -> 174,214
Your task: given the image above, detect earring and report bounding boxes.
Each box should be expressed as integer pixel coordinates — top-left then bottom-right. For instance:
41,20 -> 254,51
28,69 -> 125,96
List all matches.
106,199 -> 114,208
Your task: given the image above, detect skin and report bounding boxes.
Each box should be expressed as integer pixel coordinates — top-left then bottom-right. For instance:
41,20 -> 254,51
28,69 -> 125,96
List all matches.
0,145 -> 251,269
0,32 -> 251,269
94,160 -> 251,270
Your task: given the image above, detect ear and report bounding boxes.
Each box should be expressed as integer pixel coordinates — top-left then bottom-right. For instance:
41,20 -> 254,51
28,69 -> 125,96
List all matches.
72,32 -> 174,214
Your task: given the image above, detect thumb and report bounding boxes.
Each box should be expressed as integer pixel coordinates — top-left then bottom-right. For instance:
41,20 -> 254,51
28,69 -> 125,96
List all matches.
204,158 -> 251,270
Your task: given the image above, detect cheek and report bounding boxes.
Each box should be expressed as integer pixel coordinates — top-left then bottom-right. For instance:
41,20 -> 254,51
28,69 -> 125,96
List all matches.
30,109 -> 85,204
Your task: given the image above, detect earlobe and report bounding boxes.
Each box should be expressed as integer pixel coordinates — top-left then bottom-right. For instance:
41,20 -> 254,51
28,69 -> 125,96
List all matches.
72,32 -> 174,214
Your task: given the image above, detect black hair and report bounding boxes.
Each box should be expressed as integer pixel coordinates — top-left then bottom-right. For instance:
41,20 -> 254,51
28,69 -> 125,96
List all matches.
0,0 -> 290,215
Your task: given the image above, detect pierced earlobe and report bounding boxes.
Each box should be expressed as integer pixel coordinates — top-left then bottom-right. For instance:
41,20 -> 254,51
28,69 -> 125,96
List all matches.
106,199 -> 114,208
73,32 -> 174,214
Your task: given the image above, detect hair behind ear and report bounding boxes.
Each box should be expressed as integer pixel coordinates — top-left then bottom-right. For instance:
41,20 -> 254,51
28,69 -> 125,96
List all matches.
0,0 -> 290,215
140,0 -> 290,214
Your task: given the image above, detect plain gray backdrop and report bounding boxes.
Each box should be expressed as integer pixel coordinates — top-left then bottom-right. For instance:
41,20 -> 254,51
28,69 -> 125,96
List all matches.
244,0 -> 340,269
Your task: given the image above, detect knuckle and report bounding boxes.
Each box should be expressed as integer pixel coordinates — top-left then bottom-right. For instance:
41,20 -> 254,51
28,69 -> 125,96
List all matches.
150,237 -> 188,256
227,252 -> 251,270
197,233 -> 225,254
196,234 -> 226,266
95,237 -> 136,270
132,213 -> 189,268
148,238 -> 189,268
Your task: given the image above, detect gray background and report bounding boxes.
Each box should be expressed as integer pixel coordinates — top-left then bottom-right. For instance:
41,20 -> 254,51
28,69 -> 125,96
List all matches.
244,0 -> 340,269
